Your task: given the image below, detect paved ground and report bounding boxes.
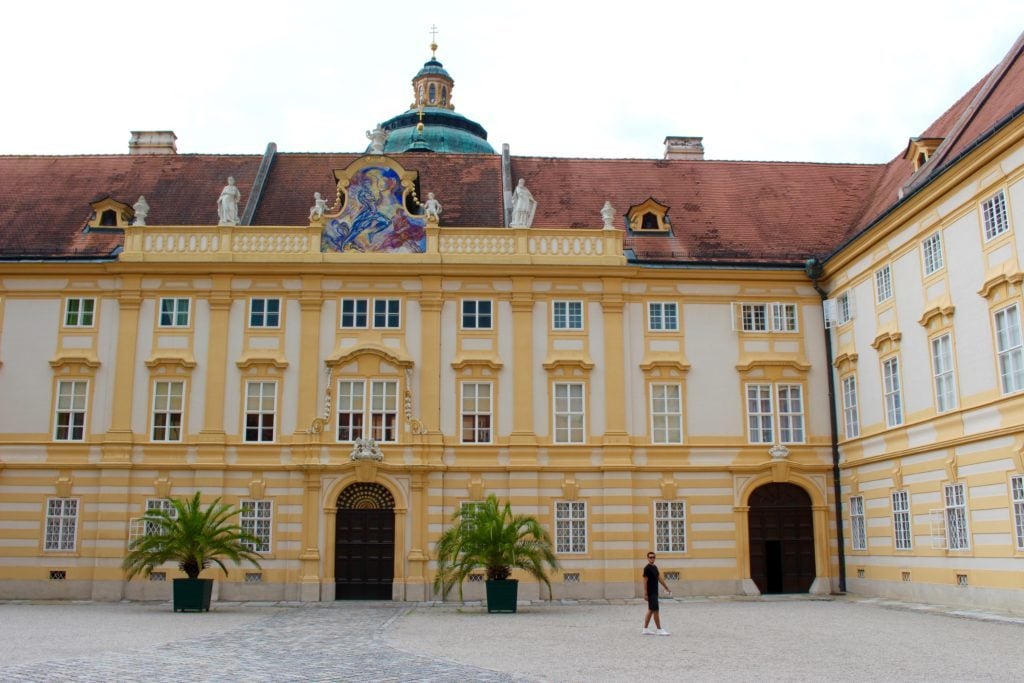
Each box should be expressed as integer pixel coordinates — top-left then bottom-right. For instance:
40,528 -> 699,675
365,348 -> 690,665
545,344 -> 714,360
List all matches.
1,596 -> 1021,682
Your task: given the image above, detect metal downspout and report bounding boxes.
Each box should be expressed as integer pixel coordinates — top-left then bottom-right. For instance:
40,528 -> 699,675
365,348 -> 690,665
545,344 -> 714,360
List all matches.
806,260 -> 847,593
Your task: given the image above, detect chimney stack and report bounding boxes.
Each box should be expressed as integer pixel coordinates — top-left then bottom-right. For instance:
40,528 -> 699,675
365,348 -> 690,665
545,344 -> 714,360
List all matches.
129,131 -> 178,155
664,136 -> 704,161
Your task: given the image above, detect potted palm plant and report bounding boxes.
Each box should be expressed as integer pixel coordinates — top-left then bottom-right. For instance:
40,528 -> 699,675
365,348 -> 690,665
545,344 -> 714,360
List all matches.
122,491 -> 263,612
433,494 -> 558,613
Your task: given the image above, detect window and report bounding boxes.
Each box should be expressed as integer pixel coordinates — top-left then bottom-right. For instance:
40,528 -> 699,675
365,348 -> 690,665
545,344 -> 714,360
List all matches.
741,304 -> 767,332
553,382 -> 585,444
931,334 -> 957,412
373,299 -> 400,328
850,495 -> 867,550
336,380 -> 365,441
152,381 -> 184,441
552,301 -> 583,330
995,305 -> 1024,394
836,292 -> 853,325
144,498 -> 177,536
64,298 -> 95,327
1012,475 -> 1024,551
340,299 -> 368,328
654,500 -> 686,553
460,382 -> 492,444
892,490 -> 912,550
982,190 -> 1009,241
746,384 -> 773,444
944,483 -> 970,550
244,381 -> 276,442
875,266 -> 893,303
369,380 -> 399,442
240,500 -> 272,553
44,498 -> 78,551
648,302 -> 679,332
249,298 -> 280,328
921,233 -> 944,276
555,501 -> 587,553
841,375 -> 860,439
158,298 -> 190,327
461,300 -> 493,330
459,501 -> 487,532
771,303 -> 798,332
650,384 -> 682,444
882,357 -> 903,427
776,385 -> 805,443
54,380 -> 88,441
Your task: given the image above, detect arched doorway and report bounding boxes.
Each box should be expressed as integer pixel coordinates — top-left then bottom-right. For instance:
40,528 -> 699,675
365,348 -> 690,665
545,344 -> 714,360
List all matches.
335,483 -> 395,600
748,483 -> 815,594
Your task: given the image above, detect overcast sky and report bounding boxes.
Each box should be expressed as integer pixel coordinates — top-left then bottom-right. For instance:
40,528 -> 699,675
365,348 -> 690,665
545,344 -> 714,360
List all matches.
2,1 -> 1022,163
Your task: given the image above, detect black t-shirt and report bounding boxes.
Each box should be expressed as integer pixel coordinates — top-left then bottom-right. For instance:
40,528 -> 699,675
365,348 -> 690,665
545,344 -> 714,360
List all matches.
643,563 -> 659,594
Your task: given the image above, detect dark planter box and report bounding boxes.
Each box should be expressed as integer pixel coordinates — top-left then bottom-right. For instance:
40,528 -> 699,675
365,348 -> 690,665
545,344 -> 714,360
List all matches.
485,579 -> 518,613
173,578 -> 213,612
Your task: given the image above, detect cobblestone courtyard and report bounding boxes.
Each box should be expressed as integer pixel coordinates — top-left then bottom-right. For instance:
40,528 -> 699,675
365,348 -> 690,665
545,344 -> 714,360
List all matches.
1,597 -> 1021,681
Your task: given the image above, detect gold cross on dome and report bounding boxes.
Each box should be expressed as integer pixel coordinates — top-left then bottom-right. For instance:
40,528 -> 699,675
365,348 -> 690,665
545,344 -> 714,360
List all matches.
429,24 -> 439,55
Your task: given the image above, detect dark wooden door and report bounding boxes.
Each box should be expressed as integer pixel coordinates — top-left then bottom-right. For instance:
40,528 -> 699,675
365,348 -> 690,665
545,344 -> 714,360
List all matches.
748,483 -> 815,594
335,508 -> 394,600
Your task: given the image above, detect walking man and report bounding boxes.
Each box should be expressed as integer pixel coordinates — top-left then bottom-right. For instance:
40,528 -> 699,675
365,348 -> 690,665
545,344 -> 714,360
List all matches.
642,551 -> 671,635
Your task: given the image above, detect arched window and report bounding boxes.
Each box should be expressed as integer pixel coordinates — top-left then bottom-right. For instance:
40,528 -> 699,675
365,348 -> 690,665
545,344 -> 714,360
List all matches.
428,83 -> 437,104
441,86 -> 448,106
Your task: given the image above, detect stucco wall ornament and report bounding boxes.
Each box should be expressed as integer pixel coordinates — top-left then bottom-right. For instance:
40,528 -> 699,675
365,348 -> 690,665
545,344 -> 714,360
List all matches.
350,437 -> 384,462
133,196 -> 150,226
601,201 -> 615,230
217,176 -> 241,226
366,125 -> 388,154
769,444 -> 790,459
510,179 -> 537,228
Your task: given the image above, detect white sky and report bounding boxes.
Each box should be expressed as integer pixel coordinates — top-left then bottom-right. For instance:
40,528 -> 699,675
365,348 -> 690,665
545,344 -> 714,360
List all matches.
2,1 -> 1022,163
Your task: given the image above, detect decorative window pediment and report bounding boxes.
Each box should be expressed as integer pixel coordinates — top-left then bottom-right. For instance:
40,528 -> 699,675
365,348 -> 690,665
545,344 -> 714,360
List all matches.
49,351 -> 101,371
832,347 -> 859,373
451,352 -> 504,371
88,197 -> 133,229
870,329 -> 902,354
735,356 -> 811,378
627,198 -> 671,233
918,297 -> 956,331
145,351 -> 197,370
236,351 -> 289,370
639,354 -> 691,374
542,352 -> 594,373
978,269 -> 1024,302
326,342 -> 414,369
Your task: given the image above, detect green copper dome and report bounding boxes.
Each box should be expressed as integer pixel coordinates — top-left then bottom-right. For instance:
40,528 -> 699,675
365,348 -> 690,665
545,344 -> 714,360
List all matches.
378,108 -> 495,154
414,57 -> 452,80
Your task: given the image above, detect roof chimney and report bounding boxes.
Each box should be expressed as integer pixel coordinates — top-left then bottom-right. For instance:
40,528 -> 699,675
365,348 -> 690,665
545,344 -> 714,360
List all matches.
129,131 -> 178,155
664,136 -> 704,161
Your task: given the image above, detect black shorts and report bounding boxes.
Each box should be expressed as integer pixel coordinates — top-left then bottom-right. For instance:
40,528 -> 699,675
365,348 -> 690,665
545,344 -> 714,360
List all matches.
647,595 -> 659,611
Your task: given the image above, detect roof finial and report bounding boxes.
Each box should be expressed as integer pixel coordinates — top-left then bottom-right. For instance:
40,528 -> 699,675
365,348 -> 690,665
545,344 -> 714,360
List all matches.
429,24 -> 438,57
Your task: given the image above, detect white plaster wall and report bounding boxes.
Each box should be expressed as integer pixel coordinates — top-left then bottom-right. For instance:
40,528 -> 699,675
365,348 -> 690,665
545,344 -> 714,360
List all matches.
532,302 -> 548,437
281,299 -> 300,436
438,300 -> 457,438
188,301 -> 208,436
90,298 -> 118,435
589,301 -> 606,437
802,302 -> 829,436
892,249 -> 929,416
946,211 -> 995,400
223,300 -> 244,435
626,302 -> 646,438
684,303 -> 742,438
1008,173 -> 1024,271
0,298 -> 58,433
406,297 -> 424,434
318,299 -> 336,405
130,300 -> 155,435
497,301 -> 514,437
850,280 -> 883,427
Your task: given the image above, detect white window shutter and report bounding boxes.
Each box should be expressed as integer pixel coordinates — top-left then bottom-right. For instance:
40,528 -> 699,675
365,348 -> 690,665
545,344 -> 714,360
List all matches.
128,517 -> 146,548
730,302 -> 740,332
822,299 -> 836,329
929,509 -> 947,549
847,291 -> 857,320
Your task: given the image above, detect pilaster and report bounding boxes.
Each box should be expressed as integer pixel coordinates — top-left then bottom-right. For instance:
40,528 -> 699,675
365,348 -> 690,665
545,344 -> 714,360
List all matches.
102,283 -> 141,463
196,280 -> 231,464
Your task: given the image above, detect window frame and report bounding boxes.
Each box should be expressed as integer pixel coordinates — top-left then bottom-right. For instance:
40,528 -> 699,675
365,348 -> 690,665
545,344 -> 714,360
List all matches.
368,379 -> 399,442
982,189 -> 1010,241
740,303 -> 768,332
240,499 -> 273,553
553,382 -> 586,444
336,379 -> 366,442
770,303 -> 799,333
921,232 -> 945,276
836,292 -> 853,325
882,356 -> 904,427
841,374 -> 860,439
654,500 -> 686,553
874,265 -> 893,304
1011,474 -> 1024,551
460,381 -> 493,444
776,384 -> 805,444
647,302 -> 679,332
243,380 -> 277,443
930,333 -> 957,412
892,489 -> 912,551
54,379 -> 88,442
944,482 -> 970,551
745,383 -> 774,444
850,495 -> 867,551
144,498 -> 177,536
554,500 -> 587,554
552,300 -> 584,331
994,304 -> 1024,394
151,380 -> 185,442
649,383 -> 683,444
158,297 -> 191,328
44,498 -> 78,552
372,299 -> 401,329
248,297 -> 281,329
64,297 -> 96,328
460,299 -> 493,330
340,298 -> 369,329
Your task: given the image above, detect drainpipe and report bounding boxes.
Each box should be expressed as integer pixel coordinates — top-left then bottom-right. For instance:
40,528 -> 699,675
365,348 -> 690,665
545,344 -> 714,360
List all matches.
805,258 -> 847,594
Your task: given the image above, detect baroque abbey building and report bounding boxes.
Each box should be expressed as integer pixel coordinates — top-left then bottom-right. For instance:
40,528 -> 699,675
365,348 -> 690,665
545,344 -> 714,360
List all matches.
2,34 -> 1024,611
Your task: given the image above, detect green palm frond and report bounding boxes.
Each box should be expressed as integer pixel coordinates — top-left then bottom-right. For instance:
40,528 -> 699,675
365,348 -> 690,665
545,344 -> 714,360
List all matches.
433,494 -> 558,601
122,491 -> 263,580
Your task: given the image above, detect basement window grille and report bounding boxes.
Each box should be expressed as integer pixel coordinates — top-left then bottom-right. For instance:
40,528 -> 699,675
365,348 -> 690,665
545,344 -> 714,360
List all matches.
467,573 -> 484,582
664,571 -> 680,581
245,572 -> 263,584
856,569 -> 865,579
956,574 -> 968,587
563,572 -> 581,583
901,572 -> 911,582
149,572 -> 166,582
49,570 -> 66,581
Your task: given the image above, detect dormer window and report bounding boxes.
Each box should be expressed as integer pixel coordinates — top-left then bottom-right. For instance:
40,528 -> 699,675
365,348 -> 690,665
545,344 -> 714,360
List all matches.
903,137 -> 943,173
627,198 -> 671,233
87,197 -> 133,229
99,210 -> 118,227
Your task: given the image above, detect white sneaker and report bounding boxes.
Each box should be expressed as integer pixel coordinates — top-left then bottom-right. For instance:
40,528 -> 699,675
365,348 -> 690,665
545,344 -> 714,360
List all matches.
641,627 -> 654,635
657,629 -> 670,636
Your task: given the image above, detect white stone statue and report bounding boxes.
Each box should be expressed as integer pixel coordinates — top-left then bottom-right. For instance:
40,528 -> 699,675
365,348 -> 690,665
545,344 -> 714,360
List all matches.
133,195 -> 150,226
309,192 -> 329,222
366,125 -> 389,155
350,437 -> 384,462
423,192 -> 442,222
217,176 -> 241,226
601,201 -> 616,230
510,178 -> 537,228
